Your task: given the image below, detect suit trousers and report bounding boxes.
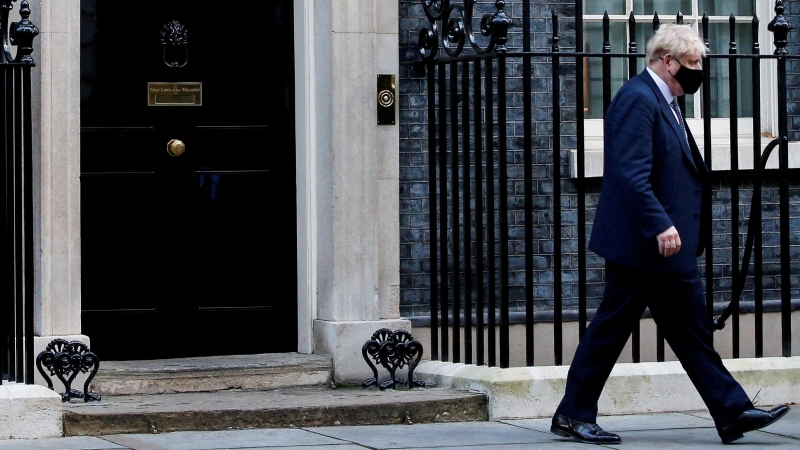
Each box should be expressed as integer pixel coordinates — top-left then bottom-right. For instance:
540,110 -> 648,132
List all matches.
555,260 -> 752,429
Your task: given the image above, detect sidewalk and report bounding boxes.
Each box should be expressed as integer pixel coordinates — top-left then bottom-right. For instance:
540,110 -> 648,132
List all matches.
0,406 -> 796,449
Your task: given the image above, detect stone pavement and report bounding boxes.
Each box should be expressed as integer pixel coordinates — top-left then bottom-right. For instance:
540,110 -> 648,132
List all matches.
0,405 -> 797,449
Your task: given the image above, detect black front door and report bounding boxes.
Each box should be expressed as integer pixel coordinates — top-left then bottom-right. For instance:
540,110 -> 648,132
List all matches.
80,1 -> 297,359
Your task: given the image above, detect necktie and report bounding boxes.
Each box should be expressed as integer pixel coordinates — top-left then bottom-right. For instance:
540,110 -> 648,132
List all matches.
670,98 -> 688,143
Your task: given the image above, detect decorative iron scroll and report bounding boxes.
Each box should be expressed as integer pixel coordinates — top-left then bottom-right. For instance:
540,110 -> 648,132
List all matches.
160,20 -> 189,68
418,0 -> 513,62
1,0 -> 39,64
36,339 -> 101,403
362,328 -> 425,390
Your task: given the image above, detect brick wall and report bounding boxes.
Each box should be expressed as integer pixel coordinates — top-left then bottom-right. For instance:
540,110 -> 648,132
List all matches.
788,0 -> 800,141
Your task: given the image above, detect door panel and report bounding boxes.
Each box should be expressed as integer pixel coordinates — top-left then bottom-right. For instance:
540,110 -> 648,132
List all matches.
81,173 -> 159,312
80,0 -> 296,359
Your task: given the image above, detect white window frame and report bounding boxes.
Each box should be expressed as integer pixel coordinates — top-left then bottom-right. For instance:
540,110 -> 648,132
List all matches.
570,0 -> 799,178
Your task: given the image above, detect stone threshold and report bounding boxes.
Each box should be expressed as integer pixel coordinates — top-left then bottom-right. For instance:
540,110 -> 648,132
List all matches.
62,386 -> 488,436
91,353 -> 333,396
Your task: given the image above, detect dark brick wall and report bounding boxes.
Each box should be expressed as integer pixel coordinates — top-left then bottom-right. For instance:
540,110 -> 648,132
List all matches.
788,0 -> 800,141
398,0 -> 800,319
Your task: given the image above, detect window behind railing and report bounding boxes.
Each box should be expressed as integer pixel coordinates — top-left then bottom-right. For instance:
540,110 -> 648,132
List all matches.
583,0 -> 762,120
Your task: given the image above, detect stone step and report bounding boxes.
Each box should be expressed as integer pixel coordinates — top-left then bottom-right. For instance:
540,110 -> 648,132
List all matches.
90,353 -> 333,396
62,386 -> 489,436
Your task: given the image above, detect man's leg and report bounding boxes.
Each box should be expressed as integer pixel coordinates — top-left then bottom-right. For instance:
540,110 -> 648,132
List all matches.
555,261 -> 649,423
647,267 -> 752,429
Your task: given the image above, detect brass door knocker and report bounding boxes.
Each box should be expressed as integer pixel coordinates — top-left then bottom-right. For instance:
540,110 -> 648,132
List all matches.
160,20 -> 189,68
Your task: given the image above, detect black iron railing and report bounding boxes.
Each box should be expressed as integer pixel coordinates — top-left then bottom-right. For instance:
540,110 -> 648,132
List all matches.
418,0 -> 797,368
1,0 -> 39,385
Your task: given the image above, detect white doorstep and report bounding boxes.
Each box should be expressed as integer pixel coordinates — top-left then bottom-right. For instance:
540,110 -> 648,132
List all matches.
416,356 -> 800,421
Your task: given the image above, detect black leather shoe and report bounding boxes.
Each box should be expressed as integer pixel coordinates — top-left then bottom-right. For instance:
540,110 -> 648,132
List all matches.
550,413 -> 621,445
718,405 -> 790,444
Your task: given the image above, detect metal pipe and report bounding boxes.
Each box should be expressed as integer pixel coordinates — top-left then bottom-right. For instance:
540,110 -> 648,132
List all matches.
751,15 -> 763,358
498,54 -> 509,369
450,61 -> 461,364
474,58 -> 485,367
438,62 -> 449,362
602,12 -> 611,114
22,66 -> 33,383
768,0 -> 792,357
702,12 -> 715,345
427,63 -> 439,361
552,12 -> 563,366
628,11 -> 640,363
462,60 -> 472,365
0,67 -> 9,383
729,14 -> 741,359
485,57 -> 496,367
576,4 -> 588,343
13,65 -> 22,381
523,0 -> 534,367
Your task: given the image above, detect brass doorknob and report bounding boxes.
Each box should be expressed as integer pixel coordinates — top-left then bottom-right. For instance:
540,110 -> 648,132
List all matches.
167,139 -> 185,156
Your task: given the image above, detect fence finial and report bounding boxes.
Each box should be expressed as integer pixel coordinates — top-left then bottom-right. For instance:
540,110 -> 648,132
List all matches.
768,0 -> 792,56
552,10 -> 560,52
492,0 -> 513,53
9,0 -> 38,64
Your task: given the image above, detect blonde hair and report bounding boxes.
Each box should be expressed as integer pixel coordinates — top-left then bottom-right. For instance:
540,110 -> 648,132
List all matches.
646,23 -> 706,63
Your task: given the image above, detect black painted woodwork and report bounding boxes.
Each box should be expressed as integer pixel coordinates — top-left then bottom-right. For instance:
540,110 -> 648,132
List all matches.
80,0 -> 296,359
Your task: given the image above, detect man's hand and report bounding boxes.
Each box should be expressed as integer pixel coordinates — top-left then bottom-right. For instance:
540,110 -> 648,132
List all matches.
657,226 -> 681,257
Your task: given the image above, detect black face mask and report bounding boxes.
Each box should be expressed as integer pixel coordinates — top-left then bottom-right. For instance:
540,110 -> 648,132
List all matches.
662,56 -> 703,94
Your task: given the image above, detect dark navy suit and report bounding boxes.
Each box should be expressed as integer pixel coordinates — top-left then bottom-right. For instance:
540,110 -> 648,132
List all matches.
555,69 -> 751,430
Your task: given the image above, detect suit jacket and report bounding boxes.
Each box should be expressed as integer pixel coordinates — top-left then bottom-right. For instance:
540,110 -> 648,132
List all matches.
588,69 -> 711,274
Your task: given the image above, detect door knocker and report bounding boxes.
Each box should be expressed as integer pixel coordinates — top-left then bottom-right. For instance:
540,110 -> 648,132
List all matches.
160,20 -> 189,68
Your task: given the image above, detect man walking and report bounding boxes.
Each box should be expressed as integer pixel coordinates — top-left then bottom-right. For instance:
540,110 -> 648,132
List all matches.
550,24 -> 789,445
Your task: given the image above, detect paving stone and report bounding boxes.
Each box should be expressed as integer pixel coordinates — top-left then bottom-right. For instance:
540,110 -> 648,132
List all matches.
216,447 -> 367,450
682,403 -> 799,439
0,436 -> 124,450
754,406 -> 800,440
101,428 -> 347,450
390,445 -> 588,450
309,421 -> 558,449
504,412 -> 714,434
615,426 -> 800,448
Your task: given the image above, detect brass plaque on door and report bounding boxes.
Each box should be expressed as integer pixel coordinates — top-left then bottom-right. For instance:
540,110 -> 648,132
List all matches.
148,82 -> 202,106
